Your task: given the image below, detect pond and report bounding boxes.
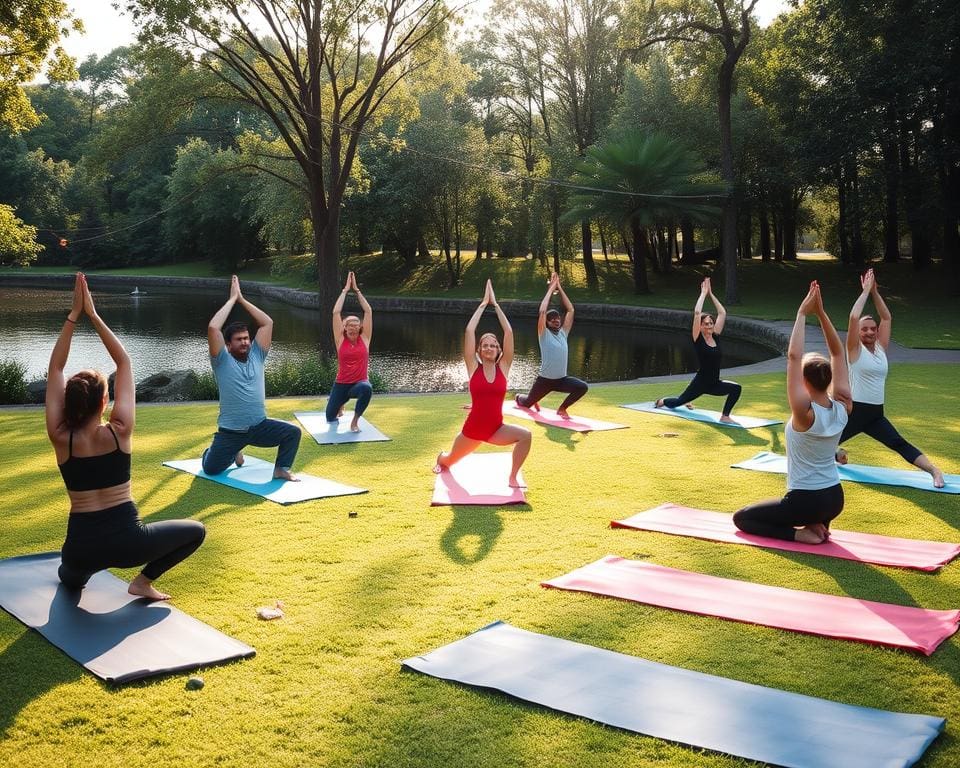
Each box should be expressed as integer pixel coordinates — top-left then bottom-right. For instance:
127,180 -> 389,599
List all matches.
0,286 -> 776,392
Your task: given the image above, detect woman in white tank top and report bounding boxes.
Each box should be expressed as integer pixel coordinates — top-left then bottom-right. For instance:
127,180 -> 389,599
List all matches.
733,282 -> 853,544
839,269 -> 944,487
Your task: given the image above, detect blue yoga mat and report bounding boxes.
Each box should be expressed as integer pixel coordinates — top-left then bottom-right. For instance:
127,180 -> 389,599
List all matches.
622,401 -> 782,429
733,451 -> 960,494
403,622 -> 944,768
0,553 -> 254,683
163,456 -> 368,504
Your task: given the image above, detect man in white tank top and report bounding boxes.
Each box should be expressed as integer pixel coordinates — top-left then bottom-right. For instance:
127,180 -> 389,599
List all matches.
839,270 -> 945,488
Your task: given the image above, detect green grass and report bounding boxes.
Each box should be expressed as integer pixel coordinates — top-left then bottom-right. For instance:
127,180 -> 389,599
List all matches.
1,364 -> 959,767
7,252 -> 957,348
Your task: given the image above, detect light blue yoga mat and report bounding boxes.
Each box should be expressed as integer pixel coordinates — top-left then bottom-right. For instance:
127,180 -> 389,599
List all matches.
403,622 -> 944,768
163,456 -> 367,504
733,451 -> 960,494
294,411 -> 390,444
622,401 -> 782,429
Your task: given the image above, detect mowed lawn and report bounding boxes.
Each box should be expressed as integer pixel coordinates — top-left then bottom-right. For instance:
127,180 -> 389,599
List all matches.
1,366 -> 959,768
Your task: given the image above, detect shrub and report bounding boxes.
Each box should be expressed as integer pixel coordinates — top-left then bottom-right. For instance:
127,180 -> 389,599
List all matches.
265,356 -> 337,396
191,371 -> 220,401
0,359 -> 29,405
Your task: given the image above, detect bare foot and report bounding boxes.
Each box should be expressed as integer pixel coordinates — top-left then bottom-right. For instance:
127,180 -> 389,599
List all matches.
508,475 -> 526,488
794,526 -> 825,545
655,398 -> 665,408
273,468 -> 299,482
835,448 -> 848,465
810,523 -> 831,541
235,451 -> 245,467
337,406 -> 344,418
719,415 -> 735,424
557,409 -> 570,419
532,402 -> 540,412
515,394 -> 527,409
433,452 -> 447,474
350,419 -> 360,432
128,574 -> 170,601
932,468 -> 945,489
685,404 -> 695,410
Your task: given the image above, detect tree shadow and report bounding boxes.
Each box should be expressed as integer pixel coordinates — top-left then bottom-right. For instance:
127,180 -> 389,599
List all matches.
440,506 -> 512,565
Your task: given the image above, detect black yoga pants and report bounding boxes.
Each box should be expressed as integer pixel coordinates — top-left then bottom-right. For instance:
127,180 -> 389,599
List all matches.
733,483 -> 844,542
662,375 -> 742,416
839,401 -> 921,464
59,501 -> 206,588
517,375 -> 588,412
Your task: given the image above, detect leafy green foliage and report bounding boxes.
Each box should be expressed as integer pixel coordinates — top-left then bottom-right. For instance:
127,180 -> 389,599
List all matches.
0,358 -> 28,403
0,204 -> 42,266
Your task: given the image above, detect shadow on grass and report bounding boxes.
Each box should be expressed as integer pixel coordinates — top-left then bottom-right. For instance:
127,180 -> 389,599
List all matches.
440,506 -> 519,565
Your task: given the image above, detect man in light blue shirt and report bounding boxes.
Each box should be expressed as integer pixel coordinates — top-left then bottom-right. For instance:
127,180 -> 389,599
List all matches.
201,276 -> 301,480
515,272 -> 588,419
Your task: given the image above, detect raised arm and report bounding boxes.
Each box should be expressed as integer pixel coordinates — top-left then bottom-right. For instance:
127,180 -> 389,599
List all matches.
871,275 -> 892,350
815,286 -> 851,413
846,270 -> 873,362
208,276 -> 239,357
706,278 -> 726,335
556,278 -> 575,334
351,272 -> 373,343
46,273 -> 85,439
330,272 -> 350,346
490,283 -> 514,372
787,283 -> 818,430
536,273 -> 558,335
691,278 -> 709,340
82,277 -> 135,434
463,281 -> 491,373
235,280 -> 274,352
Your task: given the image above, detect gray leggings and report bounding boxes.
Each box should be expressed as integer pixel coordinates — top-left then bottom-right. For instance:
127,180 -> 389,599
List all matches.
517,375 -> 588,412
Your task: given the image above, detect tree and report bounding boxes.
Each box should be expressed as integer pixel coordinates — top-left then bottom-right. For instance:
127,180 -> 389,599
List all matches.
126,0 -> 456,312
625,0 -> 759,302
0,204 -> 43,265
0,0 -> 79,132
564,131 -> 724,293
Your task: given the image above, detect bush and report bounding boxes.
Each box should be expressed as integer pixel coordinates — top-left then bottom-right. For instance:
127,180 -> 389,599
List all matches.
0,360 -> 29,404
265,356 -> 337,396
190,371 -> 220,401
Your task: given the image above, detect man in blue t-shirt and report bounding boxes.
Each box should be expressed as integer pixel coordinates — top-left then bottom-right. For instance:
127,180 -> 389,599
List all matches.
515,272 -> 588,419
201,275 -> 301,481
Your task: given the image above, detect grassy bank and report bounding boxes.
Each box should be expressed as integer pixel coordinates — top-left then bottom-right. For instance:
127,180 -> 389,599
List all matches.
7,253 -> 957,348
1,365 -> 958,767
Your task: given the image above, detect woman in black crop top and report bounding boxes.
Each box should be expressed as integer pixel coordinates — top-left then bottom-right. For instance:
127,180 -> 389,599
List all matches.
654,277 -> 742,422
46,274 -> 205,600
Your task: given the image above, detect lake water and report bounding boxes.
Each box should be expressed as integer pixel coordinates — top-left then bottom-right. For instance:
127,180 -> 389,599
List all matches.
0,286 -> 775,392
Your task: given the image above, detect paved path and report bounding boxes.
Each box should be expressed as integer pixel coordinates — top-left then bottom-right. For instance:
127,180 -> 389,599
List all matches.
619,318 -> 960,385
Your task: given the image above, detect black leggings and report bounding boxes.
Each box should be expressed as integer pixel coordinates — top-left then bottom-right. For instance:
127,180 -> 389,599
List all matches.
662,375 -> 742,416
839,402 -> 921,464
733,484 -> 844,541
517,375 -> 589,412
59,501 -> 206,588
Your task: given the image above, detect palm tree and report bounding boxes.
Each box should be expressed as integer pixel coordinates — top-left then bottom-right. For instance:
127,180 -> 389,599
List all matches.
563,131 -> 726,293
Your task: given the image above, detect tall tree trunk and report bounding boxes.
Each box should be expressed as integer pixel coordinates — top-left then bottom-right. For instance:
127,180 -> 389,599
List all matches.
718,55 -> 740,303
900,123 -> 931,269
581,219 -> 598,288
782,189 -> 798,261
739,203 -> 752,259
417,235 -> 431,262
621,229 -> 633,262
759,200 -> 771,261
882,107 -> 901,263
836,164 -> 850,264
551,197 -> 561,274
680,218 -> 696,263
772,208 -> 783,261
848,159 -> 864,267
599,224 -> 609,261
475,232 -> 483,260
630,218 -> 650,294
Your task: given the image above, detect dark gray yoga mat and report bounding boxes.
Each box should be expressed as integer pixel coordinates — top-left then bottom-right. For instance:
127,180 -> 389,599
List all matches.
0,552 -> 255,684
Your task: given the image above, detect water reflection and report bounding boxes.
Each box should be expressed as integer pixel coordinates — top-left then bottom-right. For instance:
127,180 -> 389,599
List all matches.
0,286 -> 774,392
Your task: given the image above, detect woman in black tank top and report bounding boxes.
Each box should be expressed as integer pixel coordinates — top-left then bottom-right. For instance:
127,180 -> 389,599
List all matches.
46,274 -> 205,600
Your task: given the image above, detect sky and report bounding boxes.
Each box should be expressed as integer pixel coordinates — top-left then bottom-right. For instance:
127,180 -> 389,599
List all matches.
59,0 -> 790,64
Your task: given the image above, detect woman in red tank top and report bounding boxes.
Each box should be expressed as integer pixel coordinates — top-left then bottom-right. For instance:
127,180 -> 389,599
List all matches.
434,280 -> 531,488
327,271 -> 373,432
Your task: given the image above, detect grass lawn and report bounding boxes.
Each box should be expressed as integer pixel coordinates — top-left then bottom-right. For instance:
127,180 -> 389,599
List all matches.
10,253 -> 958,348
1,364 -> 959,767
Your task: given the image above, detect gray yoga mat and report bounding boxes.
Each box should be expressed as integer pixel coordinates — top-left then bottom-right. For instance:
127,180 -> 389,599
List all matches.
403,622 -> 944,768
0,552 -> 255,684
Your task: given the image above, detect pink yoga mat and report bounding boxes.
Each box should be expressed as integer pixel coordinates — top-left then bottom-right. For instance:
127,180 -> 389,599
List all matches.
431,452 -> 527,506
613,503 -> 960,572
502,402 -> 627,432
544,556 -> 960,654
